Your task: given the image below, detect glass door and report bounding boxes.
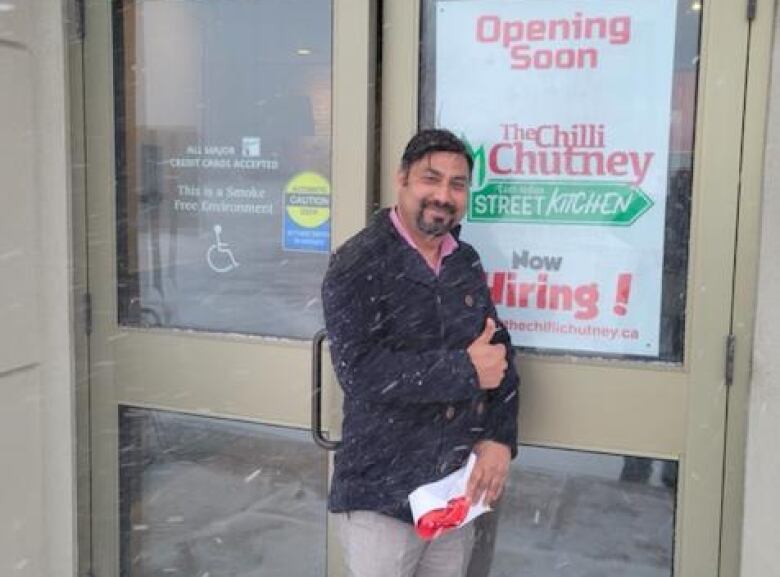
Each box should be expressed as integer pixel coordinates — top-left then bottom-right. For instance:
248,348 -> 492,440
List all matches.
382,1 -> 748,575
83,1 -> 374,575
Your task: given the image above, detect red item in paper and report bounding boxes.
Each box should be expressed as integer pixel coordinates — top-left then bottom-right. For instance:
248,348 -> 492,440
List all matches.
415,496 -> 471,540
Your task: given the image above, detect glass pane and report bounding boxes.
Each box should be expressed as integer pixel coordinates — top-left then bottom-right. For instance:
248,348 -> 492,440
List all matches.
420,0 -> 701,362
114,0 -> 333,339
470,447 -> 677,577
119,406 -> 327,577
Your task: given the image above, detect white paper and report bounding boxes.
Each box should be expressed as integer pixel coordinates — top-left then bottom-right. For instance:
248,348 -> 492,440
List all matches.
409,453 -> 491,529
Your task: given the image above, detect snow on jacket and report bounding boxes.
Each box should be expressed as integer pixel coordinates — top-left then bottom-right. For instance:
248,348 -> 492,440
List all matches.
322,208 -> 519,523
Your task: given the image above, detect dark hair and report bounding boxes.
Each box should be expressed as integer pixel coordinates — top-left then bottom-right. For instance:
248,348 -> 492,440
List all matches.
400,128 -> 474,175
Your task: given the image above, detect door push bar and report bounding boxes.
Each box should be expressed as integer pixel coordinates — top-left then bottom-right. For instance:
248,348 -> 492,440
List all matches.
312,328 -> 341,451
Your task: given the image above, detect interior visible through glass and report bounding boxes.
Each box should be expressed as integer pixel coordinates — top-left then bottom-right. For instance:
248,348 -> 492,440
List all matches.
420,0 -> 701,362
114,0 -> 333,339
474,446 -> 677,577
118,406 -> 327,577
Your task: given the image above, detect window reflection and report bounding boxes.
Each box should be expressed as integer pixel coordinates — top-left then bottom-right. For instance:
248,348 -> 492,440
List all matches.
119,406 -> 327,577
114,0 -> 333,339
470,446 -> 676,577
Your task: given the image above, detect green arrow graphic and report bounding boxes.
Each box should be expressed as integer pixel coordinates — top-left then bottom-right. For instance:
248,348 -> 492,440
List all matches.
468,180 -> 653,226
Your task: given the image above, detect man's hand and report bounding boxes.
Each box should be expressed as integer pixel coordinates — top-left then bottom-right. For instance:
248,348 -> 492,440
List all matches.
467,318 -> 507,390
466,440 -> 511,506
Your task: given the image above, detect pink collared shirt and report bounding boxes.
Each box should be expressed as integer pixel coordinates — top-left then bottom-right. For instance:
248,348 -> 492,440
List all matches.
390,207 -> 458,276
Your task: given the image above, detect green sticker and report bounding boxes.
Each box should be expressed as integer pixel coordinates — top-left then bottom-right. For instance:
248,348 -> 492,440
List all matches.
468,180 -> 653,226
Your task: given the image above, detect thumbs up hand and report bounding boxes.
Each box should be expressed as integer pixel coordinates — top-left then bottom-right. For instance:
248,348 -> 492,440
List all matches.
475,317 -> 497,344
467,318 -> 507,390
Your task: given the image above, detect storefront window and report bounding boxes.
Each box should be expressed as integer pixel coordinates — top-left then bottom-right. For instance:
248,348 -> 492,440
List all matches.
479,446 -> 677,577
420,0 -> 701,362
119,407 -> 327,577
114,0 -> 332,339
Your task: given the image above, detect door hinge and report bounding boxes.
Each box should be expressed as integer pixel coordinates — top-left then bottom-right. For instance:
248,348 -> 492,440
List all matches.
747,0 -> 758,21
84,292 -> 93,335
725,333 -> 736,387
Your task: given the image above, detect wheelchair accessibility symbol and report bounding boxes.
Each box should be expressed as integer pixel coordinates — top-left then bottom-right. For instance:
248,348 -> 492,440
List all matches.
206,224 -> 240,273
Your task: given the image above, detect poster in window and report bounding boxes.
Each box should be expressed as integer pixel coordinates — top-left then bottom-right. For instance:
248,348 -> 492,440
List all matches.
435,0 -> 678,356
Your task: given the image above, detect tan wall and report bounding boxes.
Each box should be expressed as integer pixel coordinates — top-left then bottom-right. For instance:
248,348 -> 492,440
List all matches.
0,371 -> 44,577
741,6 -> 780,577
0,1 -> 76,576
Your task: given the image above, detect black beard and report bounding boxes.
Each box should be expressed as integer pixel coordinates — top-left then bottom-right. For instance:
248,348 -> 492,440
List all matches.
416,199 -> 457,237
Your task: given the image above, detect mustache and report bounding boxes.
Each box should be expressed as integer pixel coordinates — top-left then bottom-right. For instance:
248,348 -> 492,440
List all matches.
421,199 -> 457,215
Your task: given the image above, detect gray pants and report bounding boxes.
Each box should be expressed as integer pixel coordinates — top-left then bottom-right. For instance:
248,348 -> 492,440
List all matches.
334,511 -> 476,577
466,503 -> 500,577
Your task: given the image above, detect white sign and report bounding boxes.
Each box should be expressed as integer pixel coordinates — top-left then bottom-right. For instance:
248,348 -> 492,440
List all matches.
436,0 -> 678,356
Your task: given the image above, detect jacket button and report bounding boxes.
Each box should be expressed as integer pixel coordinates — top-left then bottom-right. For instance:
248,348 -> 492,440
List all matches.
445,406 -> 456,420
439,462 -> 448,473
476,401 -> 485,416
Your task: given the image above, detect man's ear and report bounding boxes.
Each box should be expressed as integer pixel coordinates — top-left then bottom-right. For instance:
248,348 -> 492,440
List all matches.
396,168 -> 409,189
394,169 -> 407,206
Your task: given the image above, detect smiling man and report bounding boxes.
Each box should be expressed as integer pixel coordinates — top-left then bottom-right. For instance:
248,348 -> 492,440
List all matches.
322,129 -> 519,577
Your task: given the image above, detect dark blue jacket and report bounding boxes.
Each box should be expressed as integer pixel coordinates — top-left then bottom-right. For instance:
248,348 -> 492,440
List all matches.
322,209 -> 519,523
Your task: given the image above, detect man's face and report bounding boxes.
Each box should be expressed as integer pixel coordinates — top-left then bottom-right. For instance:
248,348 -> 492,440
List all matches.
396,152 -> 470,238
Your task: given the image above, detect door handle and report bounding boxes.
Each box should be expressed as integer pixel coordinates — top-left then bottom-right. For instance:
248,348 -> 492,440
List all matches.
312,328 -> 340,450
